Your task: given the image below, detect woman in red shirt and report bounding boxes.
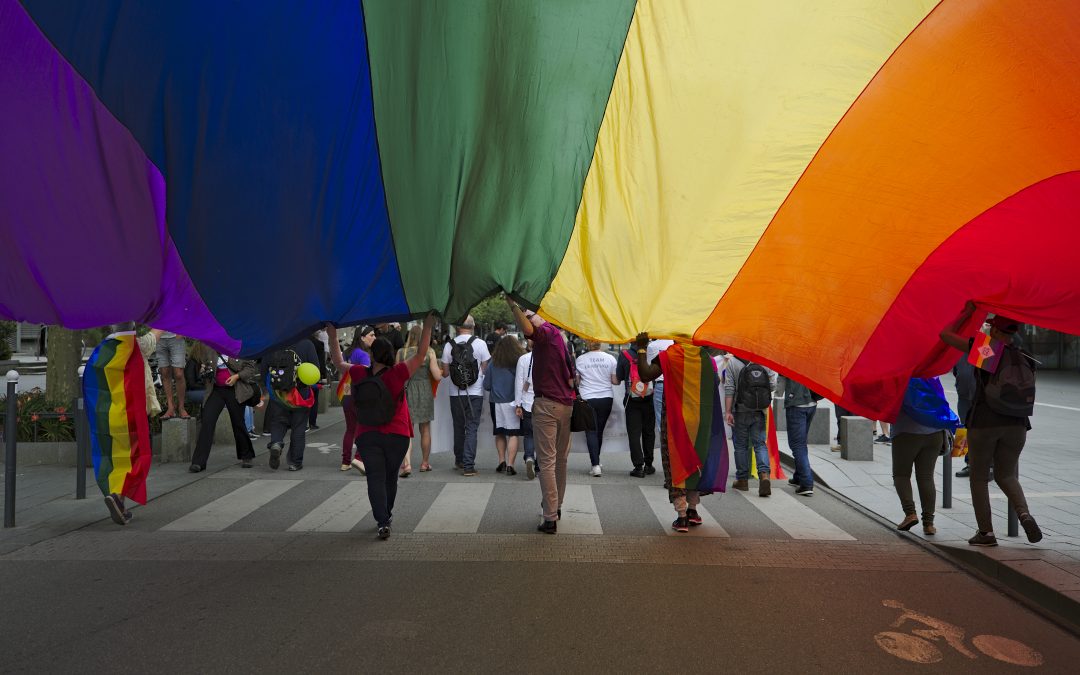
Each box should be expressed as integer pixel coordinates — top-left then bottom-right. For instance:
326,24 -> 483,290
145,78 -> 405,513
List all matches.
328,313 -> 435,539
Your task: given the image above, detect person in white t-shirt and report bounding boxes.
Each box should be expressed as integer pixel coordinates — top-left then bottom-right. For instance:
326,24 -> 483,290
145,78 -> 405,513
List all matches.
440,315 -> 491,476
514,340 -> 537,480
576,342 -> 619,476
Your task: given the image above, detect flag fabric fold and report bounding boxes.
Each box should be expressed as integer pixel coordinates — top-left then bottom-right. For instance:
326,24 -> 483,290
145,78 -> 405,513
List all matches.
82,333 -> 152,505
659,344 -> 729,492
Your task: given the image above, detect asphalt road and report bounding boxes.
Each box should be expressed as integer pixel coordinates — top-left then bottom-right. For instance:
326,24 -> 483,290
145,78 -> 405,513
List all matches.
1,422 -> 1077,673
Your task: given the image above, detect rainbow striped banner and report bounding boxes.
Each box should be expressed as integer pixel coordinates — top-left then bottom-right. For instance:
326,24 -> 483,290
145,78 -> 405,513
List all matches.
659,343 -> 729,492
82,333 -> 152,505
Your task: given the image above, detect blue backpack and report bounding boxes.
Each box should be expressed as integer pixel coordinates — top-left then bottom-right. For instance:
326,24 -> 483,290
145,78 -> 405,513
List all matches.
901,377 -> 959,431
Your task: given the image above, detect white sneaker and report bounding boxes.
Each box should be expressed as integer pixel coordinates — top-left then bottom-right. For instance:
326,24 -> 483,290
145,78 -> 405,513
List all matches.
351,458 -> 366,475
340,464 -> 351,472
525,458 -> 536,480
590,465 -> 602,477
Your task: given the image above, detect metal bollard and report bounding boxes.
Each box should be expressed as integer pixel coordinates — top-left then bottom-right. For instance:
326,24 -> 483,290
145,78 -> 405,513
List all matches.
1007,461 -> 1019,537
4,370 -> 19,528
75,366 -> 86,500
941,446 -> 952,509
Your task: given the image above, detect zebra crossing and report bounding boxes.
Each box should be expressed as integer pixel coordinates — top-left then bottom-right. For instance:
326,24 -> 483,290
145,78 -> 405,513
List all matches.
150,478 -> 858,541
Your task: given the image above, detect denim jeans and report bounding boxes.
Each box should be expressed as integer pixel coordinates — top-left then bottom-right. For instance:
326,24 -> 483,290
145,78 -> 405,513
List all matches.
450,395 -> 484,470
652,381 -> 665,434
733,410 -> 769,480
584,397 -> 613,466
520,410 -> 535,461
785,406 -> 816,488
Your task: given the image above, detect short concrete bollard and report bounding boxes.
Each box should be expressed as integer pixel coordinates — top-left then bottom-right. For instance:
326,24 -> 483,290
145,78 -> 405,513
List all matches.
840,416 -> 874,461
318,385 -> 329,414
807,407 -> 830,445
160,418 -> 197,463
329,381 -> 342,408
213,408 -> 237,444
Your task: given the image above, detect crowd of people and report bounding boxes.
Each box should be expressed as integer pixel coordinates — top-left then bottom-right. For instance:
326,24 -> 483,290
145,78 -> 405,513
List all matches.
94,298 -> 1043,548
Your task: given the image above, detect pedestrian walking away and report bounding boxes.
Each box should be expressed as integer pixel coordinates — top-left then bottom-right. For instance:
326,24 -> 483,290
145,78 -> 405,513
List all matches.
396,324 -> 443,475
266,338 -> 319,472
337,326 -> 375,473
576,341 -> 619,477
441,315 -> 491,476
616,346 -> 655,477
890,377 -> 959,536
940,302 -> 1042,547
486,335 -> 525,475
335,314 -> 436,539
781,375 -> 820,496
514,341 -> 538,480
507,297 -> 575,533
724,355 -> 777,496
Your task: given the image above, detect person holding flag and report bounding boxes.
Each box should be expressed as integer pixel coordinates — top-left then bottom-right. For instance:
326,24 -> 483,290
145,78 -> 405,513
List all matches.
82,323 -> 163,525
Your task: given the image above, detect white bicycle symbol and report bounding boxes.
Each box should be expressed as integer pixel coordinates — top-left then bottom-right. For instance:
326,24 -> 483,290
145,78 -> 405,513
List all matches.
874,600 -> 1043,667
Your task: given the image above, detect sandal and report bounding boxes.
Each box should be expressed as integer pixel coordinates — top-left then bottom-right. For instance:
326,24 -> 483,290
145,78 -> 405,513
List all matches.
159,412 -> 176,421
400,469 -> 412,478
420,463 -> 432,472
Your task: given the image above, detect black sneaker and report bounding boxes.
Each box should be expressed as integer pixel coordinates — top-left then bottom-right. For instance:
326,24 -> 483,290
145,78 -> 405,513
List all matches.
104,494 -> 128,526
686,509 -> 703,526
496,462 -> 506,473
378,526 -> 391,540
788,477 -> 799,486
240,457 -> 253,468
463,468 -> 477,477
955,465 -> 971,478
795,485 -> 814,497
672,517 -> 690,533
505,465 -> 517,476
968,531 -> 998,547
308,424 -> 320,431
630,467 -> 646,478
268,442 -> 282,470
644,465 -> 656,475
1019,515 -> 1043,543
288,464 -> 302,472
454,462 -> 464,471
537,520 -> 557,534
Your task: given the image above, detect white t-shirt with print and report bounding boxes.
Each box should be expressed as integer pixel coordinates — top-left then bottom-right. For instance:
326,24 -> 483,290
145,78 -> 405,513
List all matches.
576,350 -> 617,400
646,339 -> 675,382
441,334 -> 491,397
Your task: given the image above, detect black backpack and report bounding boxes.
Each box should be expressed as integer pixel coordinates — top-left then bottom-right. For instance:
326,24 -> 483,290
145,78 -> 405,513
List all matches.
983,346 -> 1037,417
268,349 -> 300,391
736,361 -> 772,410
352,366 -> 400,426
448,336 -> 480,389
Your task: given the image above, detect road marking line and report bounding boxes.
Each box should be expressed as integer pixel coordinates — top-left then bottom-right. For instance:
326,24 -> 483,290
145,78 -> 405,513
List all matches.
558,485 -> 603,535
161,480 -> 301,531
287,482 -> 370,532
737,488 -> 855,540
639,486 -> 729,538
414,482 -> 494,533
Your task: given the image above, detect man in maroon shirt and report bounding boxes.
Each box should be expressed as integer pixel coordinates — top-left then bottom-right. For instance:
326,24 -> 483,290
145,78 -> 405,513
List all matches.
507,297 -> 575,533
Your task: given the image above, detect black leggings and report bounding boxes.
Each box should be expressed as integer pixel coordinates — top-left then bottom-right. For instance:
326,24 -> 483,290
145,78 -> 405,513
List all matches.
891,431 -> 943,522
357,431 -> 410,527
191,386 -> 253,469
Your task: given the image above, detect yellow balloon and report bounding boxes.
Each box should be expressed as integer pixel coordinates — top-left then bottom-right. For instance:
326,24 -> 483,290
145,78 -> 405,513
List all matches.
297,362 -> 320,386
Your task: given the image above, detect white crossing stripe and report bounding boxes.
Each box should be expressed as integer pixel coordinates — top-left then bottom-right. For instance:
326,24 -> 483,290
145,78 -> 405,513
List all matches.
558,484 -> 603,535
737,488 -> 855,541
161,480 -> 301,531
287,482 -> 371,532
639,486 -> 729,538
414,482 -> 494,533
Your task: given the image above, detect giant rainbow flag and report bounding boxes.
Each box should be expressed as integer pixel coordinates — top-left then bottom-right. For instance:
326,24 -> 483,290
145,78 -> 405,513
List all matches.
3,1 -> 1079,419
82,333 -> 152,505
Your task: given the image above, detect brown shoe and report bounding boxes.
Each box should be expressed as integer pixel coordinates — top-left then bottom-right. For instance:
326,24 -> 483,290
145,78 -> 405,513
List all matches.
923,523 -> 937,535
732,479 -> 749,491
897,513 -> 919,531
759,476 -> 771,497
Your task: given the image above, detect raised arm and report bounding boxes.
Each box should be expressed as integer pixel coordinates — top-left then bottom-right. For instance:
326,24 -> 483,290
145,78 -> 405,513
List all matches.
505,296 -> 534,338
940,300 -> 979,352
634,333 -> 662,383
405,313 -> 437,375
326,324 -> 347,372
427,347 -> 443,380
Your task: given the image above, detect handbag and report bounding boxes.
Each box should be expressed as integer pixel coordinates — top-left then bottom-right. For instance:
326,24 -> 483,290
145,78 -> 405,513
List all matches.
564,344 -> 596,432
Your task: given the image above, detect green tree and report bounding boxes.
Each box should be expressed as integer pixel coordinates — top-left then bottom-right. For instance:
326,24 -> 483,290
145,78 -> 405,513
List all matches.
469,295 -> 515,335
45,326 -> 82,403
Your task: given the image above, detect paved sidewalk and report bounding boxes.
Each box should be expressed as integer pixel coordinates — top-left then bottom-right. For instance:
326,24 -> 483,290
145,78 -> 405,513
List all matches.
785,370 -> 1080,629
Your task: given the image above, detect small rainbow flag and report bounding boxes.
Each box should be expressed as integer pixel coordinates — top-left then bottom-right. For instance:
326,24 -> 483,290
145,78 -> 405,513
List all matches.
968,332 -> 1004,374
659,343 -> 729,492
336,370 -> 352,401
267,373 -> 316,409
82,333 -> 152,505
